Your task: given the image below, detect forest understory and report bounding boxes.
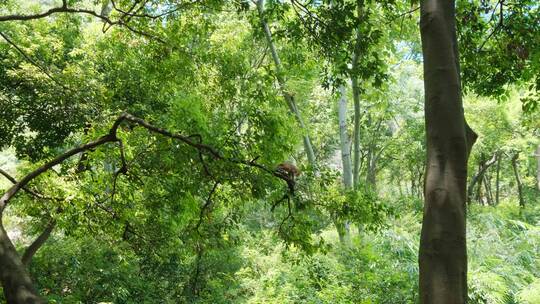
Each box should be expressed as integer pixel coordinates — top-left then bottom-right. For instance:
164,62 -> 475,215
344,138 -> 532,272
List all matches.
0,0 -> 539,303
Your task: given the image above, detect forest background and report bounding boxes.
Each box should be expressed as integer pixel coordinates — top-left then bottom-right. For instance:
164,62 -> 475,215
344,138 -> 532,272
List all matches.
0,0 -> 539,303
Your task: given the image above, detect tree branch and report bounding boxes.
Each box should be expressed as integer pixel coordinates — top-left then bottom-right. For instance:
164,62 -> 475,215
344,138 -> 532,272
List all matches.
0,113 -> 291,215
21,219 -> 56,266
467,152 -> 498,204
0,4 -> 167,44
0,168 -> 60,201
0,132 -> 119,213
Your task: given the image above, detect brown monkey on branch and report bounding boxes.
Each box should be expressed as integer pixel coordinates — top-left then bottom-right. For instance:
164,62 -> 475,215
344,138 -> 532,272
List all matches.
275,162 -> 300,194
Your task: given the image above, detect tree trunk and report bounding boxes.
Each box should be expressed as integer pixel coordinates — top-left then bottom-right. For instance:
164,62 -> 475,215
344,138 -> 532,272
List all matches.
0,221 -> 44,303
336,86 -> 352,244
256,0 -> 316,166
351,0 -> 364,189
467,153 -> 497,204
495,154 -> 501,205
418,1 -> 477,303
483,174 -> 493,206
352,76 -> 361,189
334,220 -> 351,244
535,144 -> 540,191
366,147 -> 377,193
100,0 -> 112,17
338,86 -> 353,189
511,153 -> 525,208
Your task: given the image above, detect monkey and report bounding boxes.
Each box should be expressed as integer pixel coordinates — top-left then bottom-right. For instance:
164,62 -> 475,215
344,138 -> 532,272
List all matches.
275,162 -> 300,194
275,162 -> 300,179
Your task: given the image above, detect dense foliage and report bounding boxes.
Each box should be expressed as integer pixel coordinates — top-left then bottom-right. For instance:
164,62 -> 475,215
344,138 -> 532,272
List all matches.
0,0 -> 538,303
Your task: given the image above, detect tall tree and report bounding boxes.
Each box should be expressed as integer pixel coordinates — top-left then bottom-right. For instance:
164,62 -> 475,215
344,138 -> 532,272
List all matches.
351,0 -> 364,189
418,1 -> 477,303
336,85 -> 353,243
255,0 -> 317,166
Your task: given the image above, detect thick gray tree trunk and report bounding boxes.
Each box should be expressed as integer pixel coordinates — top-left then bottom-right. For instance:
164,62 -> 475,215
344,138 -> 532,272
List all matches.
418,1 -> 477,303
0,221 -> 44,303
256,0 -> 316,166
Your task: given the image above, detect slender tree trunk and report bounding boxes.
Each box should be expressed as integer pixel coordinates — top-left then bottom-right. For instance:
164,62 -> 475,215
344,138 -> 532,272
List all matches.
483,174 -> 493,206
467,153 -> 497,204
511,153 -> 525,208
418,168 -> 425,200
495,154 -> 501,205
535,144 -> 540,191
351,0 -> 364,189
418,1 -> 477,303
100,0 -> 112,17
410,171 -> 416,197
338,86 -> 353,189
256,0 -> 316,166
352,76 -> 361,189
366,148 -> 377,192
336,86 -> 352,244
0,221 -> 45,303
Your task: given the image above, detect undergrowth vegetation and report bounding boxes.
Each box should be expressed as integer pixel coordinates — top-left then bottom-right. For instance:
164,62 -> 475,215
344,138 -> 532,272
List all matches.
5,197 -> 536,304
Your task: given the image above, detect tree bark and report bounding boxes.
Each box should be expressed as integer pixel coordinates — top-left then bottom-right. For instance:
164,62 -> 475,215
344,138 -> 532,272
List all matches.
511,153 -> 525,208
418,1 -> 477,303
256,0 -> 316,166
0,221 -> 45,303
338,86 -> 353,189
335,86 -> 352,243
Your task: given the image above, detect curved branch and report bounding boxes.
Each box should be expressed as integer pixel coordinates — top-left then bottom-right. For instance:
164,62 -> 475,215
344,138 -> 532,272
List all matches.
0,113 -> 291,214
0,168 -> 60,201
0,133 -> 118,213
0,4 -> 167,44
